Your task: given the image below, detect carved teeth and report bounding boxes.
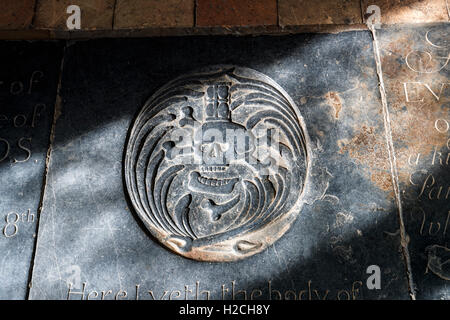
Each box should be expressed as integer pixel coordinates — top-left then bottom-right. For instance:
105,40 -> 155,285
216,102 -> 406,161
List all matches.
197,175 -> 234,187
200,166 -> 228,172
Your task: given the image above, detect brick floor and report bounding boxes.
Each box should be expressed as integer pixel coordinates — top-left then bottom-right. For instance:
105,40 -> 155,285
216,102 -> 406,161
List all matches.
0,0 -> 36,29
0,0 -> 448,38
34,0 -> 115,30
196,0 -> 277,27
279,0 -> 362,26
114,0 -> 194,29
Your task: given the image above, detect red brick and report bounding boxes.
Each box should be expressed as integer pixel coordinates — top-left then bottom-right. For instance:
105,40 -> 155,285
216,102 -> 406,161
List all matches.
34,0 -> 114,30
0,0 -> 36,29
115,0 -> 194,29
196,0 -> 277,27
279,0 -> 362,26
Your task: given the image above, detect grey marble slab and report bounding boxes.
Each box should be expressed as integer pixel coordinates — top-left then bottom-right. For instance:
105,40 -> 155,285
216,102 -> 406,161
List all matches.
29,33 -> 410,300
0,41 -> 63,299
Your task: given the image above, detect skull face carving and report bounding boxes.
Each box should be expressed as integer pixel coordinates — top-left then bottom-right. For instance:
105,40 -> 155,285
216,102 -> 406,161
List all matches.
124,66 -> 311,261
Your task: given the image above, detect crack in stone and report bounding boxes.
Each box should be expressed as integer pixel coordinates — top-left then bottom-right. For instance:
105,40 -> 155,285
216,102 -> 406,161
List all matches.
446,0 -> 450,20
368,24 -> 417,300
25,41 -> 67,300
112,0 -> 118,30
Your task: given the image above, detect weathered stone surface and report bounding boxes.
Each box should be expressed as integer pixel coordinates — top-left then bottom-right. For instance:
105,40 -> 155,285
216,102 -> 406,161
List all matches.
0,41 -> 62,299
279,0 -> 361,26
29,32 -> 409,300
377,23 -> 450,299
196,0 -> 277,27
115,0 -> 194,29
0,0 -> 36,30
34,0 -> 115,30
362,0 -> 449,25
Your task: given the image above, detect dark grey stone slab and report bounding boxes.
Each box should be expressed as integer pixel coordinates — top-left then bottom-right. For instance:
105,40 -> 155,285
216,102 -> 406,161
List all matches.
0,42 -> 62,299
377,23 -> 450,300
29,33 -> 409,300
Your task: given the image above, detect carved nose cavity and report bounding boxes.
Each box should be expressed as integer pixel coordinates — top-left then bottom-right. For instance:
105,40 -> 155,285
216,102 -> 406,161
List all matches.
201,142 -> 229,162
209,143 -> 220,158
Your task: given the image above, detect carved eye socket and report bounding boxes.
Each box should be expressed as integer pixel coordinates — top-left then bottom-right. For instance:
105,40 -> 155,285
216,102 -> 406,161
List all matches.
234,136 -> 255,155
200,142 -> 230,153
217,142 -> 229,152
200,143 -> 210,153
235,144 -> 254,155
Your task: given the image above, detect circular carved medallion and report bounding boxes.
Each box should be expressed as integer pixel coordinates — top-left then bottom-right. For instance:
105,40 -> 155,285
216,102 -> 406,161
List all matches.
124,66 -> 311,261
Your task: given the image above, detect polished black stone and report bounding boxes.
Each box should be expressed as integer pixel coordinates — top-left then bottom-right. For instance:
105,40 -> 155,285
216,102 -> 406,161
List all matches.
28,33 -> 410,300
0,41 -> 62,299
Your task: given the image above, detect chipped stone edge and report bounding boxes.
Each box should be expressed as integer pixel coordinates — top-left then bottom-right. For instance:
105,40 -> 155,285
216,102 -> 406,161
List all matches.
0,24 -> 368,40
25,43 -> 67,300
2,22 -> 449,40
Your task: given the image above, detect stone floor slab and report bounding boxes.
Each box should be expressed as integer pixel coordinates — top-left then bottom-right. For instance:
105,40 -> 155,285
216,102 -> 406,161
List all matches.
0,41 -> 62,299
28,33 -> 410,300
377,23 -> 450,300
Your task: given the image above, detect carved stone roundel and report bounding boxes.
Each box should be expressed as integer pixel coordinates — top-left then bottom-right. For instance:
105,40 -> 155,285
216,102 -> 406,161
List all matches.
124,66 -> 311,262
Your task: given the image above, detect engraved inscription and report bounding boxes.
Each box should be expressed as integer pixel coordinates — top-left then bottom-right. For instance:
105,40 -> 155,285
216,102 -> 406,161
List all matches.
124,66 -> 311,261
405,26 -> 449,74
2,209 -> 35,238
67,280 -> 364,300
0,71 -> 47,164
384,23 -> 450,290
